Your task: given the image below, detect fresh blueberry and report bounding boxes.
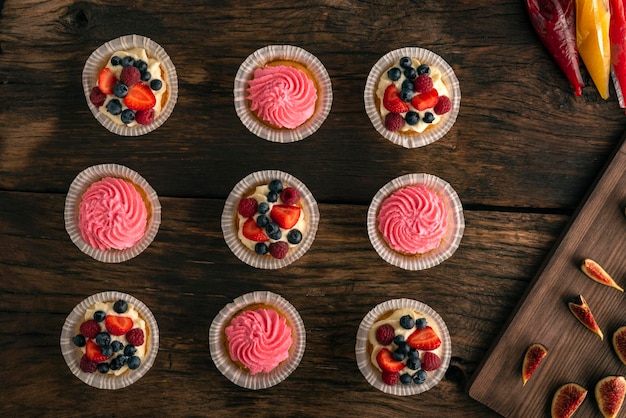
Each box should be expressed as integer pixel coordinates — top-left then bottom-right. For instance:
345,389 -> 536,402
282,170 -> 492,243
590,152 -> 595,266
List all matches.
401,79 -> 414,91
416,318 -> 427,329
397,341 -> 411,355
387,67 -> 401,81
399,57 -> 412,68
404,67 -> 417,80
417,64 -> 431,75
267,191 -> 279,203
72,334 -> 86,347
110,56 -> 122,66
141,71 -> 151,82
257,202 -> 270,214
95,332 -> 111,347
400,374 -> 413,385
93,310 -> 106,322
256,214 -> 269,228
110,355 -> 127,370
423,112 -> 435,123
408,348 -> 420,362
287,229 -> 302,244
106,99 -> 122,116
399,88 -> 414,102
406,359 -> 420,370
413,369 -> 427,384
97,363 -> 110,374
127,356 -> 141,370
101,345 -> 113,357
113,82 -> 128,98
113,300 -> 128,314
255,242 -> 269,255
392,351 -> 405,361
111,341 -> 124,353
150,79 -> 163,91
134,60 -> 148,73
405,111 -> 419,125
266,222 -> 282,240
268,179 -> 283,193
399,315 -> 415,329
121,56 -> 135,67
120,109 -> 135,124
124,344 -> 137,357
393,335 -> 405,345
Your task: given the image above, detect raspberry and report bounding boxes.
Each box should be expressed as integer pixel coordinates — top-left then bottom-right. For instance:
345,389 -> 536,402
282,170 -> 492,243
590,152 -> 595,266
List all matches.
79,319 -> 101,339
79,355 -> 98,373
237,197 -> 258,218
126,328 -> 145,346
384,113 -> 405,132
89,87 -> 106,107
375,324 -> 395,345
280,187 -> 300,205
414,74 -> 433,93
381,370 -> 399,386
434,95 -> 452,115
421,352 -> 441,371
120,65 -> 141,86
269,241 -> 289,259
135,108 -> 154,125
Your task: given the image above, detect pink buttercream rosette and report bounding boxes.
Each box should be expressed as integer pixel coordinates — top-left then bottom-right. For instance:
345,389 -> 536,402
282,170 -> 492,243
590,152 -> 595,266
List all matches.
60,291 -> 160,390
64,164 -> 161,263
82,34 -> 178,136
221,169 -> 320,269
367,173 -> 464,270
355,298 -> 451,396
234,45 -> 333,143
209,291 -> 306,390
364,47 -> 460,148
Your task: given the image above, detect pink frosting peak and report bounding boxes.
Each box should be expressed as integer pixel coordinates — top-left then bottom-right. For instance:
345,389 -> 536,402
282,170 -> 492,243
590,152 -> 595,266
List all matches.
225,308 -> 293,375
78,177 -> 148,251
247,65 -> 317,129
377,185 -> 448,255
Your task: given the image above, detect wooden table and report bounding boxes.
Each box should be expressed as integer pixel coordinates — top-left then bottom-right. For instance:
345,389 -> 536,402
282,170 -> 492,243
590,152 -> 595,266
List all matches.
1,1 -> 625,416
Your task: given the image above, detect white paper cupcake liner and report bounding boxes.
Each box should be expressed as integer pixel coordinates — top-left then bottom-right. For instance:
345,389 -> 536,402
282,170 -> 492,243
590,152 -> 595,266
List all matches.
355,298 -> 451,396
82,34 -> 179,136
221,170 -> 319,269
209,291 -> 306,390
234,45 -> 333,143
60,291 -> 159,390
364,47 -> 461,148
64,163 -> 161,263
367,173 -> 464,270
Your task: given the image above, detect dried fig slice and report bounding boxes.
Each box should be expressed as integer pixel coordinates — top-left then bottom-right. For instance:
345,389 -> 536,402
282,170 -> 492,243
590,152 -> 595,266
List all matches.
612,327 -> 626,366
522,343 -> 548,386
568,295 -> 603,340
581,259 -> 623,292
595,376 -> 626,418
551,383 -> 588,418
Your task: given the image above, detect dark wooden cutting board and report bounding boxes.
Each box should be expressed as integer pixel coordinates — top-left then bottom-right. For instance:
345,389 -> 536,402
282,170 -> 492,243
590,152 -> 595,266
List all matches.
468,135 -> 626,417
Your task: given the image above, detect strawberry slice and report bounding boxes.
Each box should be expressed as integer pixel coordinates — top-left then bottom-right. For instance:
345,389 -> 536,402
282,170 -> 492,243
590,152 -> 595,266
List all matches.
376,347 -> 405,372
105,315 -> 133,336
242,218 -> 269,242
382,84 -> 409,113
407,326 -> 441,350
97,68 -> 118,95
270,205 -> 301,229
411,88 -> 439,111
85,339 -> 111,363
124,83 -> 156,111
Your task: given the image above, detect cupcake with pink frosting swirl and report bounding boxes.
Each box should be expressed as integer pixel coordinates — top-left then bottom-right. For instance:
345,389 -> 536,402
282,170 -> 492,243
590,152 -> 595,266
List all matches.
209,291 -> 306,389
367,173 -> 464,270
65,164 -> 161,263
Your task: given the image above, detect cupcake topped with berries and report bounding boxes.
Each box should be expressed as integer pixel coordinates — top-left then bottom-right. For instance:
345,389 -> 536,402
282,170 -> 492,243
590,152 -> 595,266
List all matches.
222,170 -> 319,269
365,47 -> 460,148
60,292 -> 159,389
356,298 -> 451,396
83,35 -> 178,136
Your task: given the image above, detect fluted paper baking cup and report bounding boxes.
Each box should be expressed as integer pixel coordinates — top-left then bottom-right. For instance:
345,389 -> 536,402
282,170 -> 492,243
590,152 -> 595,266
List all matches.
82,34 -> 178,136
355,298 -> 451,396
367,173 -> 464,270
60,291 -> 159,390
234,45 -> 333,143
221,170 -> 319,269
209,291 -> 306,390
64,163 -> 161,263
364,47 -> 460,148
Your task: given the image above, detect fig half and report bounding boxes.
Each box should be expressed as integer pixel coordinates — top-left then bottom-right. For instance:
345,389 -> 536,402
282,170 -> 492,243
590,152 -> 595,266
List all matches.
522,343 -> 548,385
612,327 -> 626,366
568,294 -> 603,340
581,259 -> 623,292
551,383 -> 588,418
595,376 -> 626,418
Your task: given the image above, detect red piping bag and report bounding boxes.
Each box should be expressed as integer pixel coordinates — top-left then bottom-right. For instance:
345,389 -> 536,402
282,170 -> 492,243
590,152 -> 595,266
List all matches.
610,0 -> 626,109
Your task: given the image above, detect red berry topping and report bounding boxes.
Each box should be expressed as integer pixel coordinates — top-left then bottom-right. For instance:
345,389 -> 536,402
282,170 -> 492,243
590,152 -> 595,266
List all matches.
270,204 -> 301,229
411,89 -> 439,111
124,83 -> 156,111
97,68 -> 118,95
381,370 -> 400,386
242,218 -> 269,242
105,315 -> 133,336
85,339 -> 111,362
120,65 -> 141,86
269,241 -> 289,259
238,197 -> 258,217
434,95 -> 452,115
376,347 -> 405,372
375,324 -> 395,345
421,352 -> 442,371
89,87 -> 107,107
384,113 -> 405,132
407,326 -> 442,351
79,354 -> 98,373
79,319 -> 101,339
135,108 -> 155,125
280,187 -> 301,205
382,84 -> 409,113
414,74 -> 434,93
126,328 -> 145,346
